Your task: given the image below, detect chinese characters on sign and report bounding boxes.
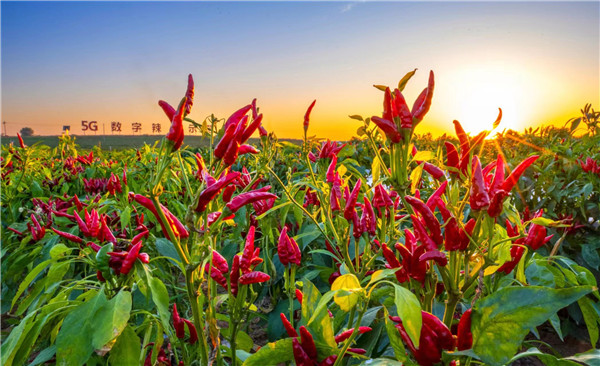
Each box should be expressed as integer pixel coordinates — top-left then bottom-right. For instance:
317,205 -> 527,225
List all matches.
152,123 -> 161,134
131,122 -> 142,133
111,121 -> 122,133
188,124 -> 198,134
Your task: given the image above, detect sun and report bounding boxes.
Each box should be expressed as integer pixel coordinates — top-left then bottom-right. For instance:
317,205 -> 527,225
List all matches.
448,67 -> 524,137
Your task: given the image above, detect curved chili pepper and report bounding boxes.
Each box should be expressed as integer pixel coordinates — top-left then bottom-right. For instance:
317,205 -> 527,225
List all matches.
239,271 -> 270,285
240,226 -> 256,274
214,124 -> 237,159
138,252 -> 150,264
51,227 -> 83,244
195,172 -> 241,212
223,140 -> 240,167
453,120 -> 470,160
488,154 -> 506,197
292,338 -> 312,366
280,313 -> 298,337
295,289 -> 303,304
411,215 -> 439,251
393,89 -> 413,129
165,96 -> 189,151
287,236 -> 301,266
456,309 -> 473,350
444,141 -> 460,172
319,355 -> 337,366
238,144 -> 259,155
419,250 -> 448,266
459,218 -> 476,251
382,243 -> 401,268
278,227 -> 291,266
212,250 -> 229,274
224,104 -> 252,130
405,195 -> 443,247
304,100 -> 316,134
347,348 -> 367,355
240,113 -> 264,143
487,190 -> 508,217
120,242 -> 142,274
334,326 -> 372,343
226,190 -> 278,213
411,70 -> 435,123
87,242 -> 102,252
299,326 -> 317,359
344,179 -> 362,221
17,133 -> 26,149
173,304 -> 185,339
370,116 -> 401,143
326,155 -> 338,183
230,255 -> 240,296
426,181 -> 448,211
183,318 -> 198,344
361,197 -> 376,236
501,155 -> 539,193
470,156 -> 490,211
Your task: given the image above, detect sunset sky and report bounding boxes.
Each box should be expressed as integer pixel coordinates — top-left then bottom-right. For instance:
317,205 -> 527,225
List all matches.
2,1 -> 599,140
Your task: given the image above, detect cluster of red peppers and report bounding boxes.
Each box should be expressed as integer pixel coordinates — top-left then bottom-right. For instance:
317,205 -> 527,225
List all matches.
172,304 -> 198,344
371,71 -> 434,143
391,310 -> 472,366
205,226 -> 270,296
214,100 -> 264,166
578,156 -> 600,176
159,74 -> 194,152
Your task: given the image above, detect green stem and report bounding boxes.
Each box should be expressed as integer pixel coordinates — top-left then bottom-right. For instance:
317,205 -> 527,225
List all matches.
333,302 -> 368,366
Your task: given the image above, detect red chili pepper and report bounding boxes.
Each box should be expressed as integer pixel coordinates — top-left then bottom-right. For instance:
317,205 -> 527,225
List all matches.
488,154 -> 506,197
184,74 -> 194,116
292,338 -> 312,366
240,226 -> 256,274
222,185 -> 236,203
238,144 -> 259,155
87,242 -> 102,252
299,326 -> 317,359
131,229 -> 149,245
223,140 -> 240,167
444,142 -> 460,173
183,318 -> 198,344
173,304 -> 185,339
410,215 -> 439,251
343,179 -> 362,221
120,242 -> 142,274
382,243 -> 401,269
131,193 -> 189,240
138,252 -> 150,264
411,70 -> 435,123
277,227 -> 291,266
419,250 -> 448,266
280,313 -> 298,337
206,264 -> 228,288
347,348 -> 367,355
326,154 -> 338,183
370,116 -> 401,143
99,215 -> 117,244
239,271 -> 270,285
470,156 -> 490,211
393,89 -> 413,129
96,270 -> 105,282
51,227 -> 83,244
17,133 -> 26,148
453,120 -> 470,162
500,155 -> 539,193
456,309 -> 473,350
230,255 -> 240,296
195,172 -> 241,212
240,113 -> 264,143
164,95 -> 189,152
334,326 -> 372,343
319,355 -> 337,366
405,195 -> 443,247
425,181 -> 448,211
304,100 -> 316,134
361,197 -> 376,236
295,289 -> 303,304
212,250 -> 229,274
224,104 -> 252,131
214,124 -> 237,159
226,190 -> 278,214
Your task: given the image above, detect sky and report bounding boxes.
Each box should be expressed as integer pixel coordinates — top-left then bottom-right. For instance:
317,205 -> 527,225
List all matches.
1,1 -> 599,140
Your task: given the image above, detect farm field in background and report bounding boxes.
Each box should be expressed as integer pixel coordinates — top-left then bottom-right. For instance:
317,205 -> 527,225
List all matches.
2,73 -> 600,366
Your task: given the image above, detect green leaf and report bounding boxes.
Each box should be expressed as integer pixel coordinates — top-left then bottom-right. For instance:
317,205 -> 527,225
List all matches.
154,238 -> 181,266
471,286 -> 594,365
108,325 -> 140,365
349,115 -> 363,121
149,276 -> 171,332
28,345 -> 56,366
578,297 -> 599,347
12,259 -> 53,310
242,338 -> 293,366
92,290 -> 132,349
359,359 -> 405,366
567,349 -> 600,366
392,284 -> 422,349
383,307 -> 406,362
412,151 -> 435,162
1,311 -> 36,366
372,157 -> 381,185
302,280 -> 337,349
56,290 -> 106,366
50,244 -> 71,259
507,347 -> 580,366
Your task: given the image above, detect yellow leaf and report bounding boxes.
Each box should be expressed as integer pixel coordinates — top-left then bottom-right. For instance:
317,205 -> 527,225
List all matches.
331,274 -> 363,311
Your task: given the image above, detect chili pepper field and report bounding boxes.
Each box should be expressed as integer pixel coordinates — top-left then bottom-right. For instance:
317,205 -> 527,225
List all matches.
2,73 -> 600,366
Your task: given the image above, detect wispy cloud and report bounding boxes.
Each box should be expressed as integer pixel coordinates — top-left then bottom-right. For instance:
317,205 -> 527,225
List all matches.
341,2 -> 359,13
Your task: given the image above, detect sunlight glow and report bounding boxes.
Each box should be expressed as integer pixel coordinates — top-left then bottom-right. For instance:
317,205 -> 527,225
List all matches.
450,67 -> 523,136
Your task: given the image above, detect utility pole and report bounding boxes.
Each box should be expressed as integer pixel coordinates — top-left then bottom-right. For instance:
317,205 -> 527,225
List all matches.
2,121 -> 7,137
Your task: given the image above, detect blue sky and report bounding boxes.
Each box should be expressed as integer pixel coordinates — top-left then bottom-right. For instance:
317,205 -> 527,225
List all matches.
2,1 -> 599,138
